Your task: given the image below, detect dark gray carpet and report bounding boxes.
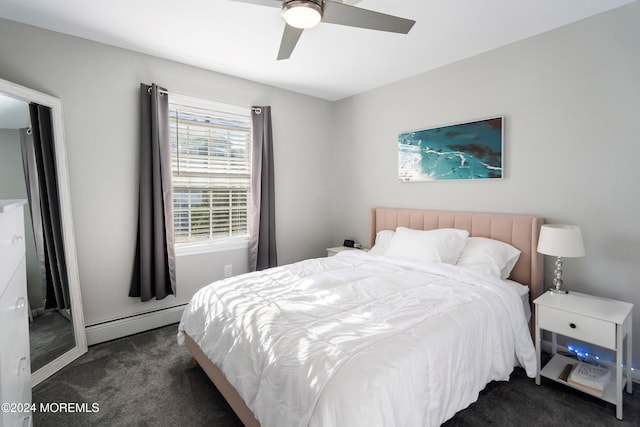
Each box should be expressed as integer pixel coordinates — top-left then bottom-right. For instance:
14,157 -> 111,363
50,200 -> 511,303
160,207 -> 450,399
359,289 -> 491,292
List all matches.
33,324 -> 639,426
30,310 -> 75,372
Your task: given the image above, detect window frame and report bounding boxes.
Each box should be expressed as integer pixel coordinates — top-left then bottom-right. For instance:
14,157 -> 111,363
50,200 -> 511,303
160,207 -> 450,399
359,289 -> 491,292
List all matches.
168,94 -> 252,254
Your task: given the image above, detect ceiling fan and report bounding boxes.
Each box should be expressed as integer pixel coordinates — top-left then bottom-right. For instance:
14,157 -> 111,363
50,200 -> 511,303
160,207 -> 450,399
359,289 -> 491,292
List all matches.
229,0 -> 416,60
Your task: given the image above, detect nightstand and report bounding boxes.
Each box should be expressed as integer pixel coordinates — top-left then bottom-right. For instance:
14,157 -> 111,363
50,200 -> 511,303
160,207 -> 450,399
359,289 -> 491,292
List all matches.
326,246 -> 366,257
534,291 -> 633,420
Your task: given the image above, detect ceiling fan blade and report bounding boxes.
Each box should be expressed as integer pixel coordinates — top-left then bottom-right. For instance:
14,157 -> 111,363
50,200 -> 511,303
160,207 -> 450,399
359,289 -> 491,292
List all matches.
323,1 -> 415,34
277,24 -> 304,60
227,0 -> 281,8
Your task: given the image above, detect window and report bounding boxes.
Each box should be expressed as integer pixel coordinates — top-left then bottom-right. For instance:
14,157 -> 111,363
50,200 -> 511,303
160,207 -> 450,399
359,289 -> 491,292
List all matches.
169,95 -> 251,247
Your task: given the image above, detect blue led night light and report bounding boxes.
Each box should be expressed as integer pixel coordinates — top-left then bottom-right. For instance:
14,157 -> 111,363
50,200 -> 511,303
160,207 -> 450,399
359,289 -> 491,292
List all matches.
567,344 -> 602,364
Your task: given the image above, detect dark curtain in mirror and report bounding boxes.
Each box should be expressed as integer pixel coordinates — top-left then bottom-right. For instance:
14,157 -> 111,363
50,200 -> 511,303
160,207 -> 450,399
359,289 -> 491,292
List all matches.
22,103 -> 71,311
20,127 -> 48,305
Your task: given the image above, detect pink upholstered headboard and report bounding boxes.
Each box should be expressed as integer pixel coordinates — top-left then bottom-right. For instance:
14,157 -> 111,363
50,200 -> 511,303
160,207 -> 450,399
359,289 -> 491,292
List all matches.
370,208 -> 545,304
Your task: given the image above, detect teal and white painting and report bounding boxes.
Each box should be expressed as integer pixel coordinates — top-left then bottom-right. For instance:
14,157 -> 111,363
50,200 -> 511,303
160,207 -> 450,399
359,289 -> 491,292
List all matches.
398,117 -> 503,181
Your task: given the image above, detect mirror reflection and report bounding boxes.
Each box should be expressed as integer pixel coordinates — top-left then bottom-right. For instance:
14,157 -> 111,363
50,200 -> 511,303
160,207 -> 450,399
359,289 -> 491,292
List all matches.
0,87 -> 85,381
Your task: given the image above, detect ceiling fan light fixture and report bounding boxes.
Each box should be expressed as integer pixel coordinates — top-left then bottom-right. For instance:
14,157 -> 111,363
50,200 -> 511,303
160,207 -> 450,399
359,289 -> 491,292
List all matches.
281,0 -> 323,29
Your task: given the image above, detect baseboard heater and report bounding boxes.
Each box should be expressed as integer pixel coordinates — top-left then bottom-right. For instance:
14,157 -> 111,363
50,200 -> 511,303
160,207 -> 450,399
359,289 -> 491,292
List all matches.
85,304 -> 187,346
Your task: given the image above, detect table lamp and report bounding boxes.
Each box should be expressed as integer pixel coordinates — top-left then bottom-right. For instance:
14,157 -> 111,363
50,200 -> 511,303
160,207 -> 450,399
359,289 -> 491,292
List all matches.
537,224 -> 585,294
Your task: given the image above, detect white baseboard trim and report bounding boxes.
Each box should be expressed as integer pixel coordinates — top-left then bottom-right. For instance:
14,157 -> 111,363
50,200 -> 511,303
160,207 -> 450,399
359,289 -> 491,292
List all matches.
540,339 -> 640,384
85,304 -> 186,346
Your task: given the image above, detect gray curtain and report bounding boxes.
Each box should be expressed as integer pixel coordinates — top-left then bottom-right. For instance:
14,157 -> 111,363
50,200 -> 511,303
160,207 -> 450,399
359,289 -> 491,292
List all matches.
129,83 -> 176,301
249,106 -> 277,271
19,127 -> 48,308
27,103 -> 71,311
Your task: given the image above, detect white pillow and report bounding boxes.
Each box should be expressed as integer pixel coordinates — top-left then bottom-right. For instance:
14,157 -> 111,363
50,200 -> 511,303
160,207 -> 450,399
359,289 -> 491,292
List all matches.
456,237 -> 521,279
369,230 -> 396,255
385,227 -> 469,264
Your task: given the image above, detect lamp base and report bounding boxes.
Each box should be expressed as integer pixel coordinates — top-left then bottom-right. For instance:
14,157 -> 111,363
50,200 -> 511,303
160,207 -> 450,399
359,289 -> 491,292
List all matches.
548,256 -> 568,294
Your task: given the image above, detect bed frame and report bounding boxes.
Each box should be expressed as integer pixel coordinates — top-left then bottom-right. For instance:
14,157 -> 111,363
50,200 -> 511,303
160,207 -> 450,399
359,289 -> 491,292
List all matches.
185,207 -> 545,427
184,333 -> 260,426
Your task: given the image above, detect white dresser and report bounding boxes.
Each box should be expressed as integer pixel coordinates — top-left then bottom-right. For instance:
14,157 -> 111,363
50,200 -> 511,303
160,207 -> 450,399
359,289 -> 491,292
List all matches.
0,200 -> 32,427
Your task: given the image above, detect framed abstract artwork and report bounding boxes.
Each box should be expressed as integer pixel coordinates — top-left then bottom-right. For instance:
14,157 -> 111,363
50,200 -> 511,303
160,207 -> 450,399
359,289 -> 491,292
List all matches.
398,116 -> 503,181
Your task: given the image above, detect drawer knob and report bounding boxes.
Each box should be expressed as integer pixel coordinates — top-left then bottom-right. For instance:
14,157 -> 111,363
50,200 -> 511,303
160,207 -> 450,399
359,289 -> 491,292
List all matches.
569,323 -> 576,329
15,296 -> 26,311
12,235 -> 24,244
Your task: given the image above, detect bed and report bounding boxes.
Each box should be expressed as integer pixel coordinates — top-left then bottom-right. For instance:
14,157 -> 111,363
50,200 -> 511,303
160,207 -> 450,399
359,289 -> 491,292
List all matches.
178,207 -> 544,427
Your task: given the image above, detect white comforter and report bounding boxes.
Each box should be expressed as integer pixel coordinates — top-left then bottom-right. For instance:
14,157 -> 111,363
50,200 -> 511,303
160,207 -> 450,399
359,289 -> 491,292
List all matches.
178,251 -> 536,427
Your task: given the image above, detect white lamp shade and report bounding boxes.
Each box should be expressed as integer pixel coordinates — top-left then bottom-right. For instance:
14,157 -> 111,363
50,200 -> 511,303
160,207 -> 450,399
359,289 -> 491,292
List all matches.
282,2 -> 322,29
537,224 -> 585,258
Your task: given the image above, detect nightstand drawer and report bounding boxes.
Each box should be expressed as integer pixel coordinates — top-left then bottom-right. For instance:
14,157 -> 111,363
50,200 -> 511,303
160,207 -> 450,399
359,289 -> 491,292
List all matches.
538,305 -> 616,349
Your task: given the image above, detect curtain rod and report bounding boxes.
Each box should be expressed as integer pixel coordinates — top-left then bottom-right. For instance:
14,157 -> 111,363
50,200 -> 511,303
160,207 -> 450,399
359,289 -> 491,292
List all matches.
146,85 -> 262,113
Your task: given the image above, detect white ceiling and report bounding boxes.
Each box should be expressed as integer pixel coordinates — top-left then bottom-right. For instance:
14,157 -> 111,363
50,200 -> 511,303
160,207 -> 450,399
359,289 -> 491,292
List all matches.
0,0 -> 634,101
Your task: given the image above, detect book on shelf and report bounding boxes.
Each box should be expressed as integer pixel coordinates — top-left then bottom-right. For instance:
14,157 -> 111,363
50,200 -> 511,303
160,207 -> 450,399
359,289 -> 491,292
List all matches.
558,363 -> 573,382
565,362 -> 611,396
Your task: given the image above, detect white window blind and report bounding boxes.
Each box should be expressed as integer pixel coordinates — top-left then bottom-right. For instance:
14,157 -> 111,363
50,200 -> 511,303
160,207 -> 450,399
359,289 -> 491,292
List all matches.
169,95 -> 251,246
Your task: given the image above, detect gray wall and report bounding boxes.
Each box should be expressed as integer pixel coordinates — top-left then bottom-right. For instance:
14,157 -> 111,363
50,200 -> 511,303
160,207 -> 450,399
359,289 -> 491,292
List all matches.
0,128 -> 44,310
0,19 -> 335,326
331,2 -> 640,369
0,129 -> 23,194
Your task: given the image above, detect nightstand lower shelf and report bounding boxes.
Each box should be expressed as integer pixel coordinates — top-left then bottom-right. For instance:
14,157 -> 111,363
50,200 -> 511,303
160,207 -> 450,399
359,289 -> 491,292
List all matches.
540,354 -> 624,406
